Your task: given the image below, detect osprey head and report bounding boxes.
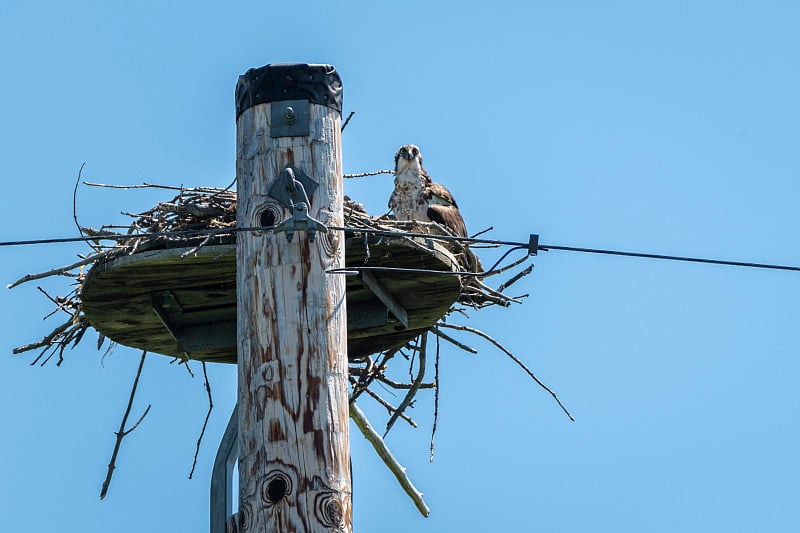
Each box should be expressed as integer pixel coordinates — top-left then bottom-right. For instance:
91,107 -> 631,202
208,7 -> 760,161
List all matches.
394,144 -> 422,173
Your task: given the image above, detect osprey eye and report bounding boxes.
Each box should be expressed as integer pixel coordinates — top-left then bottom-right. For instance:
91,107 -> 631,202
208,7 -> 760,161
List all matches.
412,148 -> 419,155
399,148 -> 406,154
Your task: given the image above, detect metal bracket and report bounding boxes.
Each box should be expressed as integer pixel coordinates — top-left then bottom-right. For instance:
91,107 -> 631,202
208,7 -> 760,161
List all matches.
151,291 -> 187,353
347,301 -> 390,330
268,165 -> 318,208
273,202 -> 328,243
358,271 -> 409,329
270,166 -> 327,243
151,291 -> 236,353
210,403 -> 239,533
270,99 -> 310,137
528,234 -> 539,256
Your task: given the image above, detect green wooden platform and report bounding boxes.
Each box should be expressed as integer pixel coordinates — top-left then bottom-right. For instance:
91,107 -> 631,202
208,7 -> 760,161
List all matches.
80,235 -> 462,363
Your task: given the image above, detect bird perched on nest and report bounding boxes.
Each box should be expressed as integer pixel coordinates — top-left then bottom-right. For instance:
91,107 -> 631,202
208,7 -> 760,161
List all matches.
389,144 -> 483,275
389,144 -> 468,238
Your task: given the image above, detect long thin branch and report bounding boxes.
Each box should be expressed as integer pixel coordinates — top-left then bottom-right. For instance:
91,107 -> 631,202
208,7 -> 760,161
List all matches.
100,351 -> 151,500
8,253 -> 107,289
12,319 -> 73,355
350,403 -> 430,517
343,170 -> 394,179
375,375 -> 436,390
341,110 -> 355,132
438,323 -> 575,421
430,334 -> 441,462
189,362 -> 213,479
497,264 -> 535,293
37,286 -> 76,318
430,326 -> 478,354
84,181 -> 187,191
385,333 -> 428,436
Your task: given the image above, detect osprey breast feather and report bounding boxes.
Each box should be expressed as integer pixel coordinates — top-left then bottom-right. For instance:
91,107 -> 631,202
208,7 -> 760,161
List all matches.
388,144 -> 468,238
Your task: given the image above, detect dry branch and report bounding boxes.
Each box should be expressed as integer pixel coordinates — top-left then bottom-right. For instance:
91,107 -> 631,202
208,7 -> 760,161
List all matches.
12,319 -> 73,355
343,169 -> 394,179
189,362 -> 213,479
100,351 -> 151,500
341,110 -> 355,132
350,403 -> 430,517
385,333 -> 428,436
430,326 -> 478,354
497,264 -> 535,293
430,335 -> 441,463
438,323 -> 575,421
7,254 -> 107,289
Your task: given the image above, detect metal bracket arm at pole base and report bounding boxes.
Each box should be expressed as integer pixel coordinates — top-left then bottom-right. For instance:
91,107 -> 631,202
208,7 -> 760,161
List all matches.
210,403 -> 239,533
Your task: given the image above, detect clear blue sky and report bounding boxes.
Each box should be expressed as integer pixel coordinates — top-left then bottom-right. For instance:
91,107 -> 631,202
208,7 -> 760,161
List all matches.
2,1 -> 800,531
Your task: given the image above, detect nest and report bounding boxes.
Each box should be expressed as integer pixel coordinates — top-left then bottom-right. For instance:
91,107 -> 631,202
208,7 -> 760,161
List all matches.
10,181 -> 565,510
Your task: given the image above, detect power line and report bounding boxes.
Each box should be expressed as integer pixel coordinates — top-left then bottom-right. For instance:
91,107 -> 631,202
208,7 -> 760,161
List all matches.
2,227 -> 800,275
537,243 -> 800,273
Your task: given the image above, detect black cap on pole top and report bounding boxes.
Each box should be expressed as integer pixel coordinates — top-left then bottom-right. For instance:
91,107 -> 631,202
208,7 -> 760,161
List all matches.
235,63 -> 343,118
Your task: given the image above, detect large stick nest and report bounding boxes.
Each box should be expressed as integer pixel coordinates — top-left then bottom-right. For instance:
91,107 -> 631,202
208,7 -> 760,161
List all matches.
9,181 -> 568,509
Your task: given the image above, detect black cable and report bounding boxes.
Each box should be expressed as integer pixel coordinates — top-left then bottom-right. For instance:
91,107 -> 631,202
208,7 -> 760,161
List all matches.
538,244 -> 800,273
2,225 -> 800,275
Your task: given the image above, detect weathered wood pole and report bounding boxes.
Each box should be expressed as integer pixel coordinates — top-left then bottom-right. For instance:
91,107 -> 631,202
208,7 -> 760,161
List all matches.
234,64 -> 350,532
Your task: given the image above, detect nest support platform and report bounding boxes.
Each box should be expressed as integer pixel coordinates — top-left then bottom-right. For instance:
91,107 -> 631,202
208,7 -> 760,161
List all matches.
80,234 -> 463,363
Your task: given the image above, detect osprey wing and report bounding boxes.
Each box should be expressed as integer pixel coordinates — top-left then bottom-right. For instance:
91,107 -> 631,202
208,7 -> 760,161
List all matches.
426,183 -> 467,237
427,182 -> 458,208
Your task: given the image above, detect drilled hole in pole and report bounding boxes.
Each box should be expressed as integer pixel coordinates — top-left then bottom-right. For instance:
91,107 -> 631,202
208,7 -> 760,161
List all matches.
260,209 -> 276,228
266,477 -> 288,503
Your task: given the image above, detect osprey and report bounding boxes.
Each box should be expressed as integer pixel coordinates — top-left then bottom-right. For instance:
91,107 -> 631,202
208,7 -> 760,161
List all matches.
388,144 -> 468,238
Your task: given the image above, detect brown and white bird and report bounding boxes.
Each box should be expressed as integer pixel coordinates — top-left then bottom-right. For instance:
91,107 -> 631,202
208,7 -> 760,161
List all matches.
388,144 -> 468,238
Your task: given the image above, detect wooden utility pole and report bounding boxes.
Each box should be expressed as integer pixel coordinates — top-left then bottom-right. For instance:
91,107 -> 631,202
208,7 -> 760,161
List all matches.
234,64 -> 351,532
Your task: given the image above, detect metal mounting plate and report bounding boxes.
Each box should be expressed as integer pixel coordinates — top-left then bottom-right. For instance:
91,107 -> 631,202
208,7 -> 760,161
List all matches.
270,99 -> 310,138
268,165 -> 318,208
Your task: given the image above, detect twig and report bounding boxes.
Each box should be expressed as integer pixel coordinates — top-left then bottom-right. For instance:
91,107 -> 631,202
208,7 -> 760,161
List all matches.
181,358 -> 196,378
349,403 -> 430,517
470,226 -> 494,239
73,163 -> 104,253
73,163 -> 86,236
430,326 -> 478,354
472,279 -> 522,304
385,333 -> 427,436
189,362 -> 213,479
430,334 -> 441,462
497,264 -> 535,293
37,286 -> 76,318
343,170 -> 394,179
484,253 -> 532,278
7,253 -> 108,289
375,375 -> 436,390
180,233 -> 214,259
13,319 -> 73,355
100,351 -> 152,500
84,181 -> 186,191
349,349 -> 398,403
350,377 -> 418,428
341,110 -> 355,132
437,323 -> 575,421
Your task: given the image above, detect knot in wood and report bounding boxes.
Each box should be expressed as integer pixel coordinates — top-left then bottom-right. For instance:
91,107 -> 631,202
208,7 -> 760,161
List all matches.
261,470 -> 293,505
315,490 -> 348,529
